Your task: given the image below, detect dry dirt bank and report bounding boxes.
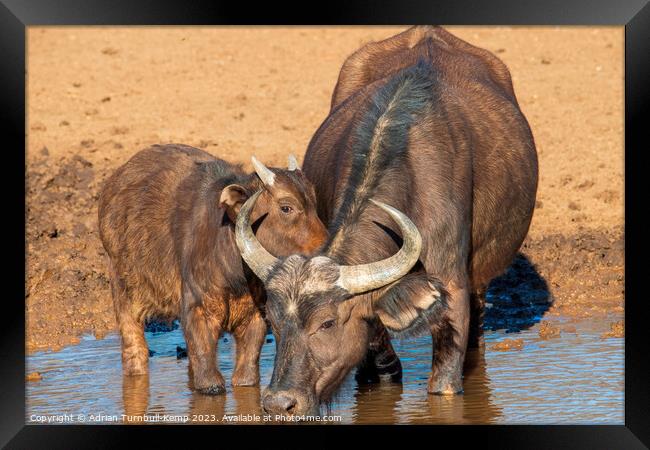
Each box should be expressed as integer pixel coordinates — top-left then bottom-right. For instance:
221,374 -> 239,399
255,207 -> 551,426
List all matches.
26,26 -> 624,352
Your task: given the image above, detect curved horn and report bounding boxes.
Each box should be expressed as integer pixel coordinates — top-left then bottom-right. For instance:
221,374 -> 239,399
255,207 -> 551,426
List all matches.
235,190 -> 279,282
287,154 -> 299,171
251,156 -> 276,186
337,200 -> 422,295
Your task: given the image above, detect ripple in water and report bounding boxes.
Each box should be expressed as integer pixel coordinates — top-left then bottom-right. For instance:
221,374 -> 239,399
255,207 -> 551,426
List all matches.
26,316 -> 623,425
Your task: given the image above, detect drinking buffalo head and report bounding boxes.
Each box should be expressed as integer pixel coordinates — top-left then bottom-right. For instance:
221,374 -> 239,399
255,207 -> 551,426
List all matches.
236,192 -> 442,416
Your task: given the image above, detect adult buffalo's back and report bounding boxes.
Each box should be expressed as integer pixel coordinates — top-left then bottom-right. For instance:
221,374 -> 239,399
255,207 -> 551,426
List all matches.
307,25 -> 538,291
297,25 -> 538,398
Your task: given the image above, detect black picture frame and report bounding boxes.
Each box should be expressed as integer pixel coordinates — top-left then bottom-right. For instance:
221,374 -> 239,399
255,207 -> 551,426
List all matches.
4,0 -> 648,448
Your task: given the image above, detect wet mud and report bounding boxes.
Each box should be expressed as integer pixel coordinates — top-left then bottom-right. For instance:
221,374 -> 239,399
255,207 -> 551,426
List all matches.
25,150 -> 625,352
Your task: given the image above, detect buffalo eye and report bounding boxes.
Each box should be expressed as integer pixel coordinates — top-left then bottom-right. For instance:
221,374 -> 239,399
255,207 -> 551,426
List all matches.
280,205 -> 294,215
319,319 -> 336,331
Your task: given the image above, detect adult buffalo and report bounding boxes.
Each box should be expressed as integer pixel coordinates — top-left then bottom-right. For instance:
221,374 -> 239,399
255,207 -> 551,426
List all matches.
98,144 -> 327,394
236,25 -> 538,415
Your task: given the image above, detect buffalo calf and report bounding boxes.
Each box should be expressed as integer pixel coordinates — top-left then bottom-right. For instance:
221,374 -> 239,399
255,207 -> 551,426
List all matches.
98,144 -> 327,394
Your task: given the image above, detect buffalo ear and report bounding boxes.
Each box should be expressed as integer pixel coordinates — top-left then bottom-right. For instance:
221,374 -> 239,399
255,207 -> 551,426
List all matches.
219,184 -> 248,222
372,273 -> 446,336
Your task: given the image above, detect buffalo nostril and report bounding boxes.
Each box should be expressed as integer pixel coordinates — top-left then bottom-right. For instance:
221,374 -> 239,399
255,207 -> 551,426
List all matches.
263,393 -> 298,414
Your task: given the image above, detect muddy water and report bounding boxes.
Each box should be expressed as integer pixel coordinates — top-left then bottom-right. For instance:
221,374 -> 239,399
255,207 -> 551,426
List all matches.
27,314 -> 623,425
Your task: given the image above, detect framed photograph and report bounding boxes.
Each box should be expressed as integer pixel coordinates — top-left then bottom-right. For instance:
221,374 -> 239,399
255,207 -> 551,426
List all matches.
4,0 -> 648,447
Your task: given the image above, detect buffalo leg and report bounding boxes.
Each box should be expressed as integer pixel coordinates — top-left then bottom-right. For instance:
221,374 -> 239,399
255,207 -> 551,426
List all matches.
428,280 -> 469,394
182,286 -> 224,395
468,287 -> 486,348
117,309 -> 149,376
355,319 -> 402,384
111,264 -> 148,376
232,310 -> 267,386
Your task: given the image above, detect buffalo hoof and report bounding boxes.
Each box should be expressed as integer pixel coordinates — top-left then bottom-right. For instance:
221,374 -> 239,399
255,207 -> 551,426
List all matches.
232,373 -> 259,387
196,384 -> 226,395
428,375 -> 463,395
429,387 -> 464,395
123,366 -> 148,377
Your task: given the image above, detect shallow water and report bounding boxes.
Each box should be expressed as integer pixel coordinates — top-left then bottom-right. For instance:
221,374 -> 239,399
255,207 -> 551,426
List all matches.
26,314 -> 623,425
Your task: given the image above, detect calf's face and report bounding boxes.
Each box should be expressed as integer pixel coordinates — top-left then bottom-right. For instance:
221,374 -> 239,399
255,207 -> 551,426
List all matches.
220,156 -> 327,257
235,194 -> 443,416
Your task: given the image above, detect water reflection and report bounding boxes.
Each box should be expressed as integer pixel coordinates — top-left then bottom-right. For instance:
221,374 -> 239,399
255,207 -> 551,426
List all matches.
352,383 -> 404,424
27,249 -> 623,424
408,347 -> 501,424
122,374 -> 149,419
188,391 -> 226,424
27,316 -> 623,425
233,387 -> 263,418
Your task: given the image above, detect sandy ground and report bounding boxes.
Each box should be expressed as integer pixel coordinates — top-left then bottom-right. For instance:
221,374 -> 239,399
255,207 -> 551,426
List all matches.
25,26 -> 624,352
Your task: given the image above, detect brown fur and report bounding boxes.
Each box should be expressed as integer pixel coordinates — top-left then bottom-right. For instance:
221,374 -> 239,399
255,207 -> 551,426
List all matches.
98,144 -> 327,394
302,26 -> 538,395
260,254 -> 449,415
